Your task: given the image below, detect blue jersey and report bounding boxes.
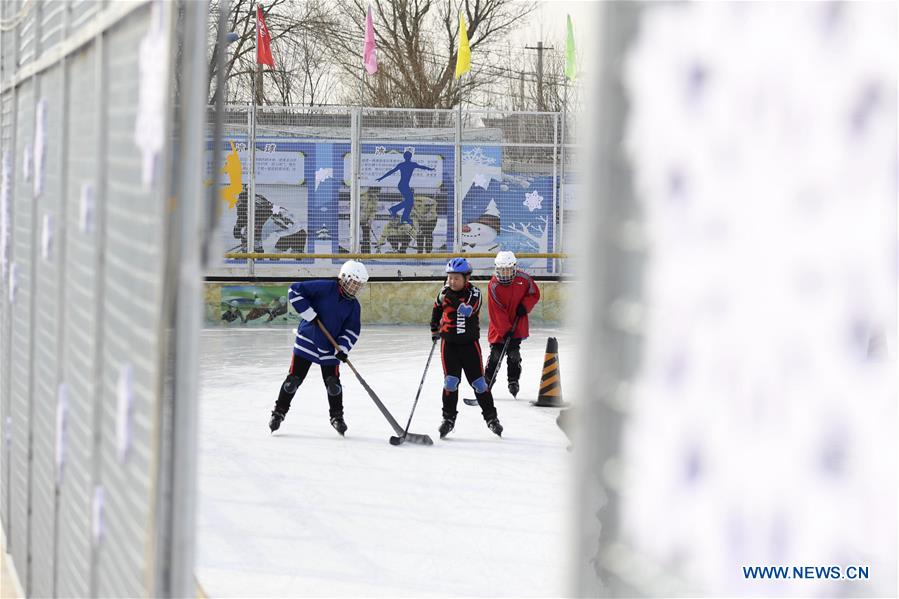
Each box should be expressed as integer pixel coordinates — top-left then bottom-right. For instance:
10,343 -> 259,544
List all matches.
287,280 -> 361,365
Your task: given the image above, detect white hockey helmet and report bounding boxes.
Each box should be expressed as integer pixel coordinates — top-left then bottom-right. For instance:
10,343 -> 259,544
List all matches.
494,251 -> 517,284
339,260 -> 369,297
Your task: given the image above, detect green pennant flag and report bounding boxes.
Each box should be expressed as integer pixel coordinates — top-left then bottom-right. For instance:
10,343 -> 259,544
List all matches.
565,14 -> 576,80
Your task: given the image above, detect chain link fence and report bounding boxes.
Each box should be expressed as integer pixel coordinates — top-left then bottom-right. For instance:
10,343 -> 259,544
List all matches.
208,104 -> 578,279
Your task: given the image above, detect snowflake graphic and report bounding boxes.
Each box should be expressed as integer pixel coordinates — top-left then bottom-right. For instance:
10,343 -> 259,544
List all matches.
314,167 -> 333,190
374,146 -> 387,155
404,146 -> 416,155
473,173 -> 491,189
523,190 -> 543,212
461,146 -> 496,166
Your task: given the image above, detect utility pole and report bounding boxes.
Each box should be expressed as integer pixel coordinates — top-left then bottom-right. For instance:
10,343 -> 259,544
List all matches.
519,70 -> 525,110
256,62 -> 264,105
525,40 -> 554,111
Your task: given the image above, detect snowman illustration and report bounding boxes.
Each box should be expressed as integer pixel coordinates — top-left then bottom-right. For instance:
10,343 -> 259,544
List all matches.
461,199 -> 501,253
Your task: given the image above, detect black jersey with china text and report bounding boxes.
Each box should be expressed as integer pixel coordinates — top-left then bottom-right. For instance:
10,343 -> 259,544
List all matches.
430,283 -> 482,343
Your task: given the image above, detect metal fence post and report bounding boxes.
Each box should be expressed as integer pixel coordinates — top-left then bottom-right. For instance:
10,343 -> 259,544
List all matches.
159,1 -> 207,594
560,90 -> 568,275
247,102 -> 255,276
551,110 -> 559,274
350,107 -> 360,253
453,104 -> 462,253
559,108 -> 566,273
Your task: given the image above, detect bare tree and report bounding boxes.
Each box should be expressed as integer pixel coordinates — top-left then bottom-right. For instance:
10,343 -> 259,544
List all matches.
204,0 -> 585,113
533,47 -> 574,113
268,28 -> 339,106
317,0 -> 537,108
207,0 -> 335,105
489,38 -> 582,114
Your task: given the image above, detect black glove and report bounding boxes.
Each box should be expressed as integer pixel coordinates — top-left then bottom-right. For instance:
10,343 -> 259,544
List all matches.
516,304 -> 527,317
504,329 -> 514,341
431,330 -> 440,341
335,350 -> 348,362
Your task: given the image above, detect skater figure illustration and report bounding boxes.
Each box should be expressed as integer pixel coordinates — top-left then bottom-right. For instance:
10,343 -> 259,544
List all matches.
232,186 -> 307,254
220,300 -> 245,324
376,217 -> 413,254
244,296 -> 273,323
219,141 -> 243,207
376,151 -> 434,224
266,296 -> 288,322
411,194 -> 438,253
359,187 -> 380,253
232,187 -> 274,253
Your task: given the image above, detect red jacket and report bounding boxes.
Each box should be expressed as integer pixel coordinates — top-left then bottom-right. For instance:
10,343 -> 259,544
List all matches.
487,271 -> 540,344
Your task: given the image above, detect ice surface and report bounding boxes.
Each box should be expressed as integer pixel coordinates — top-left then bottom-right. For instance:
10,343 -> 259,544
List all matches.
197,325 -> 575,597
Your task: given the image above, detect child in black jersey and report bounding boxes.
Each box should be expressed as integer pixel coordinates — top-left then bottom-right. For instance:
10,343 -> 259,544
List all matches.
429,257 -> 503,438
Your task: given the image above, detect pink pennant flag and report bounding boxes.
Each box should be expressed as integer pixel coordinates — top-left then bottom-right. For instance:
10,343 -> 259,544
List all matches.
363,5 -> 378,75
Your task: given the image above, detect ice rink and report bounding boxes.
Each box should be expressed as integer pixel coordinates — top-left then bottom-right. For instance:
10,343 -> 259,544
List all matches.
196,325 -> 576,597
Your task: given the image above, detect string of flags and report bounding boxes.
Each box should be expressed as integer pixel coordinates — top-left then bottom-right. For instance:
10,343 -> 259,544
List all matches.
253,3 -> 576,86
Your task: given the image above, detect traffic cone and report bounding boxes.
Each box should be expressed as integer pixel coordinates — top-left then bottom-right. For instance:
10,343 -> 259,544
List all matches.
532,337 -> 568,407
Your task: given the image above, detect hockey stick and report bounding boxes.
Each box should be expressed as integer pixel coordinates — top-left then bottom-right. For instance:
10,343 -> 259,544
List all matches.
389,337 -> 438,446
316,320 -> 434,446
464,314 -> 521,406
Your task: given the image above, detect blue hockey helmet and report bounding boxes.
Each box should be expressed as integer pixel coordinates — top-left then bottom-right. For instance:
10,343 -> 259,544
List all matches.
445,257 -> 472,274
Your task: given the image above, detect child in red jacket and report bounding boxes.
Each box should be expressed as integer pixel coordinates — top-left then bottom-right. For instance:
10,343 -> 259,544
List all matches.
485,251 -> 540,397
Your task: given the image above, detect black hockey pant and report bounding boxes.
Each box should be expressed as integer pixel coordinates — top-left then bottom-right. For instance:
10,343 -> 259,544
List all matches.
484,338 -> 522,387
275,354 -> 343,418
440,340 -> 497,422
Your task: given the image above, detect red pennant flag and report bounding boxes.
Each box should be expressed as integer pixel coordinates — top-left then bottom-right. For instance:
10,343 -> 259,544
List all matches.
256,4 -> 275,67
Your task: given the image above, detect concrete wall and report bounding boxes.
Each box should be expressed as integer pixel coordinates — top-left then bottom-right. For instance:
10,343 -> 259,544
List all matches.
205,280 -> 568,326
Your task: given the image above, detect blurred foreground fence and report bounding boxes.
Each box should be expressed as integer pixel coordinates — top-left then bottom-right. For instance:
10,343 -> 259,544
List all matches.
575,2 -> 897,597
1,1 -> 208,596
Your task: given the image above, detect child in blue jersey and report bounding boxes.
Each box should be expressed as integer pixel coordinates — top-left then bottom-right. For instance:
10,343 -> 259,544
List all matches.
269,260 -> 369,436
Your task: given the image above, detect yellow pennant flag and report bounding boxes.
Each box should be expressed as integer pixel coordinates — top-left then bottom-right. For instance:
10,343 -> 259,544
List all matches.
455,12 -> 471,79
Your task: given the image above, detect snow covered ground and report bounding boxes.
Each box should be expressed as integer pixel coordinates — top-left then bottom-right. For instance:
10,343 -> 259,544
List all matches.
196,325 -> 576,598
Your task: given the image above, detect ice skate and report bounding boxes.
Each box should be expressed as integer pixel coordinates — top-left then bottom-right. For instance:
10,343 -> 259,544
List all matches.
269,410 -> 285,433
330,415 -> 347,436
